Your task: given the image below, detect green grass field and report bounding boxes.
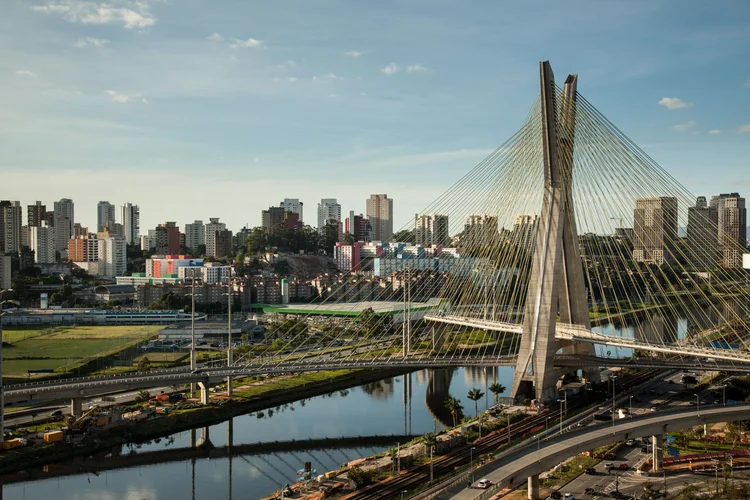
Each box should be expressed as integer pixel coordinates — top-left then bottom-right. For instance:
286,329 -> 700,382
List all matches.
2,325 -> 161,375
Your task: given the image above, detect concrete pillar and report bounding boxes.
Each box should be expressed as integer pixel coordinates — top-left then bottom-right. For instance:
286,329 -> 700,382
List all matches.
190,428 -> 196,448
197,382 -> 210,405
528,474 -> 540,500
652,434 -> 663,473
190,382 -> 197,399
70,397 -> 82,417
197,426 -> 210,447
226,376 -> 233,397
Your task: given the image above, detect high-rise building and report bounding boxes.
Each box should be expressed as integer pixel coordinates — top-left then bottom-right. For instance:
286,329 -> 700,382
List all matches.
633,197 -> 678,265
53,198 -> 74,251
463,214 -> 499,250
1,201 -> 23,254
27,201 -> 46,227
140,233 -> 156,252
155,222 -> 180,255
415,214 -> 450,246
97,201 -> 116,232
121,203 -> 140,245
0,254 -> 10,290
686,196 -> 718,268
262,206 -> 286,232
29,222 -> 56,264
281,198 -> 303,222
366,194 -> 393,242
512,214 -> 540,252
73,223 -> 88,237
710,193 -> 747,268
317,199 -> 342,232
185,220 -> 205,251
205,218 -> 227,257
213,229 -> 233,258
98,234 -> 127,277
345,213 -> 372,242
68,234 -> 99,262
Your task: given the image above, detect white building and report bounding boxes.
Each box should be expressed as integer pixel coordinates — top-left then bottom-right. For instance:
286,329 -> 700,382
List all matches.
281,198 -> 304,222
415,213 -> 450,246
140,234 -> 156,251
1,201 -> 23,254
97,201 -> 115,232
185,220 -> 205,251
53,198 -> 74,251
98,235 -> 127,277
29,222 -> 56,264
177,263 -> 231,284
317,198 -> 342,231
121,203 -> 140,245
205,218 -> 226,257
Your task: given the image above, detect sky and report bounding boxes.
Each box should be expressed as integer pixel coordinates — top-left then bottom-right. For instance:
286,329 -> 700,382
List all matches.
1,0 -> 749,234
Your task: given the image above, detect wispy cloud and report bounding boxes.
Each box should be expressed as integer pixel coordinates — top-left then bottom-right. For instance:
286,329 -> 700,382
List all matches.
658,97 -> 693,110
406,64 -> 428,73
31,0 -> 156,29
312,72 -> 343,82
14,69 -> 38,78
738,124 -> 750,134
671,120 -> 696,132
105,89 -> 147,103
708,129 -> 722,135
229,38 -> 263,49
381,63 -> 398,76
344,50 -> 361,57
73,36 -> 109,48
206,33 -> 223,42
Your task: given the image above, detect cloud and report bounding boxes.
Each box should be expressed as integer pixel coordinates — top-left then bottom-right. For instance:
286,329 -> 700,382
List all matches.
745,78 -> 750,87
31,0 -> 156,29
14,70 -> 38,78
344,51 -> 361,57
738,124 -> 750,134
229,38 -> 263,49
74,36 -> 109,48
671,121 -> 696,132
105,89 -> 147,103
381,63 -> 398,76
287,77 -> 298,83
658,97 -> 693,110
708,129 -> 722,135
206,33 -> 223,42
406,64 -> 428,73
327,93 -> 337,99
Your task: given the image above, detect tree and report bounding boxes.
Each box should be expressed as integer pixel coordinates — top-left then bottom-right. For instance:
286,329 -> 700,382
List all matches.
445,397 -> 463,428
422,432 -> 438,453
392,229 -> 415,243
137,356 -> 151,372
135,390 -> 151,403
488,383 -> 506,405
467,388 -> 485,419
357,307 -> 382,338
320,220 -> 340,255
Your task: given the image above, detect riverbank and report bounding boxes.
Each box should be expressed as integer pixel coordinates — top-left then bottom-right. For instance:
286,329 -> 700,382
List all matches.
0,367 -> 411,476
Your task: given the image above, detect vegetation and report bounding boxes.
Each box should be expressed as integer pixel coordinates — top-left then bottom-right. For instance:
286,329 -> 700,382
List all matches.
347,466 -> 382,488
467,388 -> 485,419
445,397 -> 463,427
488,382 -> 506,404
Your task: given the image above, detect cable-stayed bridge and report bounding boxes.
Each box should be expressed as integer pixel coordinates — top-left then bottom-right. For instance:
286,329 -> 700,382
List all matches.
6,61 -> 750,409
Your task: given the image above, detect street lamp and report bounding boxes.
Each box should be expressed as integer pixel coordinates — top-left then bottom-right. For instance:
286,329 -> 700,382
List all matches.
722,385 -> 727,406
611,375 -> 618,428
222,268 -> 234,397
0,288 -> 14,443
185,269 -> 199,398
401,491 -> 408,500
629,395 -> 633,417
557,398 -> 564,434
694,394 -> 700,415
470,446 -> 476,485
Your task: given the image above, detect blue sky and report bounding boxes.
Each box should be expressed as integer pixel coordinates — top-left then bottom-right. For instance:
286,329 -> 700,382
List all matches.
2,0 -> 749,233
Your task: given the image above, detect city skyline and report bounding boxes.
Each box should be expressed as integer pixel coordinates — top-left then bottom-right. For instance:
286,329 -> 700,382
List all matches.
2,1 -> 750,231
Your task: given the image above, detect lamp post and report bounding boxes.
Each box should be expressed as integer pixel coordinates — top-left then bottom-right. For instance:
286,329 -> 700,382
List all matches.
0,288 -> 12,443
470,446 -> 476,485
546,416 -> 550,437
723,385 -> 727,406
223,269 -> 234,397
507,412 -> 511,444
187,269 -> 198,398
611,375 -> 618,428
557,398 -> 564,434
429,444 -> 434,483
629,395 -> 633,417
401,491 -> 407,500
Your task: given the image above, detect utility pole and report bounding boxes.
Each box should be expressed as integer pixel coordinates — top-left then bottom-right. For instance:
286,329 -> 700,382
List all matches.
190,269 -> 197,398
226,269 -> 233,397
0,288 -> 12,443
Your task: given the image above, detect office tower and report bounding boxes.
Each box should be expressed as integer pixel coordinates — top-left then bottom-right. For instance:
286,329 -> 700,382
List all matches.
1,201 -> 23,254
512,214 -> 540,252
280,198 -> 303,222
262,206 -> 286,232
98,234 -> 127,277
185,220 -> 205,251
0,254 -> 10,289
317,198 -> 342,232
415,214 -> 450,245
345,213 -> 372,242
155,222 -> 180,255
29,222 -> 56,263
73,223 -> 88,237
213,229 -> 233,258
633,197 -> 678,265
463,214 -> 499,250
68,234 -> 99,262
366,194 -> 393,242
120,203 -> 140,245
27,201 -> 46,227
686,196 -> 718,268
205,218 -> 227,257
710,193 -> 747,268
97,201 -> 115,232
53,198 -> 74,251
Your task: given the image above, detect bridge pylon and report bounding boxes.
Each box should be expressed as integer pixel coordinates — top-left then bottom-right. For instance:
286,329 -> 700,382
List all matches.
511,61 -> 600,404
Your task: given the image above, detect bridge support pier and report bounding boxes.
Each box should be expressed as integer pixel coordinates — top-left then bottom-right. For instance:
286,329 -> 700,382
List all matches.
197,426 -> 210,447
528,474 -> 540,500
70,397 -> 82,417
226,376 -> 233,397
197,382 -> 210,405
652,434 -> 663,473
431,325 -> 444,352
190,382 -> 197,399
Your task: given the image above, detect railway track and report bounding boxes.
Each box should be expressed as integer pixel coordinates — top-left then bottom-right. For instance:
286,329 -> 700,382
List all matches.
344,368 -> 661,500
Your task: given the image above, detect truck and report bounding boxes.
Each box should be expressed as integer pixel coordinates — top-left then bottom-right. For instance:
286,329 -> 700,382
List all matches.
1,438 -> 27,450
44,430 -> 64,443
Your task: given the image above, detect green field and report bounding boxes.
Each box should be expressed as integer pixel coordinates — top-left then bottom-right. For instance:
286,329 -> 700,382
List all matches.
1,325 -> 161,376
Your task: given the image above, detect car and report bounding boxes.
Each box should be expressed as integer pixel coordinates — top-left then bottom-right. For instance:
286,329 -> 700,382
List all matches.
564,494 -> 575,500
619,463 -> 629,470
584,488 -> 595,495
714,400 -> 721,405
550,492 -> 562,500
585,467 -> 596,475
477,478 -> 492,489
637,470 -> 649,476
606,452 -> 617,459
626,439 -> 635,446
689,401 -> 696,406
700,399 -> 707,405
605,462 -> 614,469
49,409 -> 64,420
641,446 -> 648,453
650,407 -> 658,412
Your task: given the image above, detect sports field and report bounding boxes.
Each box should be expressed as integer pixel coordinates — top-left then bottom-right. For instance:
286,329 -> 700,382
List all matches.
2,325 -> 161,375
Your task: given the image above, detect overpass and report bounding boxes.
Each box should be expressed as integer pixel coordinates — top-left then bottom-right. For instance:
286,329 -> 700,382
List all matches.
436,403 -> 750,500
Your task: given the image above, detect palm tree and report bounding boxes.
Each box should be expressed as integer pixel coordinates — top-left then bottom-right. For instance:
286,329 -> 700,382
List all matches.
488,383 -> 506,405
467,388 -> 485,419
388,447 -> 398,475
422,432 -> 438,453
445,397 -> 463,428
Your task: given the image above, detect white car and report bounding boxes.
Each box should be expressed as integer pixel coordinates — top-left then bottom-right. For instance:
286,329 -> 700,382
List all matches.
564,494 -> 575,500
477,478 -> 492,489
